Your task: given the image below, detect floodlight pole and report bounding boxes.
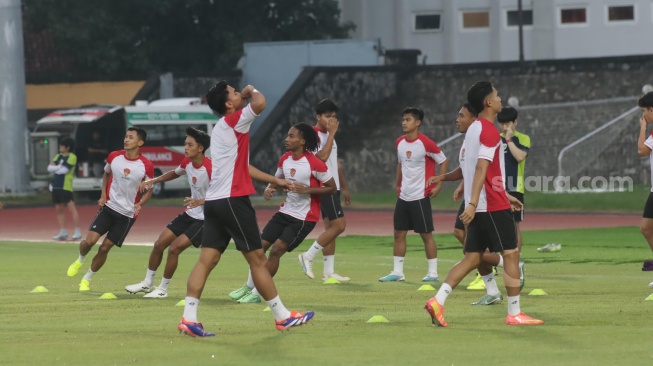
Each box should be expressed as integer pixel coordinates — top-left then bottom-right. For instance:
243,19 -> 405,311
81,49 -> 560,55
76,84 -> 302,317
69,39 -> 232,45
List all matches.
518,0 -> 525,62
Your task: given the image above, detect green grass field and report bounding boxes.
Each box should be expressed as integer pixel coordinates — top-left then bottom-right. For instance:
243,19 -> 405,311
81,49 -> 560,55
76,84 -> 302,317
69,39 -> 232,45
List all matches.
2,227 -> 652,365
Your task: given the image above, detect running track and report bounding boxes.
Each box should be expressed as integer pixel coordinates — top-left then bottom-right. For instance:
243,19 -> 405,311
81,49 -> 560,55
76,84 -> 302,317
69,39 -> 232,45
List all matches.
0,205 -> 640,245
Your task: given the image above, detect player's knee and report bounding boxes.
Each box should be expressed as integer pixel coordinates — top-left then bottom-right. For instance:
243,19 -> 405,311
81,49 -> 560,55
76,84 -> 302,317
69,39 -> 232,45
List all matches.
453,229 -> 465,243
268,245 -> 287,260
641,224 -> 653,237
333,218 -> 346,234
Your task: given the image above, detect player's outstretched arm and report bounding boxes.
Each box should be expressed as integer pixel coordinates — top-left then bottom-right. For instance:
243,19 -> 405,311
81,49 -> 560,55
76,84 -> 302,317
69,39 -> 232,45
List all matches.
243,85 -> 266,115
139,170 -> 181,192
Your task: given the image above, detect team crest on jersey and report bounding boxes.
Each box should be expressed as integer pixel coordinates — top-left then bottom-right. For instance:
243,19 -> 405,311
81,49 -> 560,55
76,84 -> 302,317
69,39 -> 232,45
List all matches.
123,168 -> 131,177
290,168 -> 296,177
192,176 -> 197,185
406,151 -> 412,158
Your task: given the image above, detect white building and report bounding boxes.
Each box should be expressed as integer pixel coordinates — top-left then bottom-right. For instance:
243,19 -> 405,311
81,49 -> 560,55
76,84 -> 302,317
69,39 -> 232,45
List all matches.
339,0 -> 653,64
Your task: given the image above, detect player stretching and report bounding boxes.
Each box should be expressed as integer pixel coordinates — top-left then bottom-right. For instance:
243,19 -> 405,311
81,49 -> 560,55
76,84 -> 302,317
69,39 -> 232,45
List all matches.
125,127 -> 211,298
636,91 -> 653,288
229,123 -> 336,303
66,127 -> 154,292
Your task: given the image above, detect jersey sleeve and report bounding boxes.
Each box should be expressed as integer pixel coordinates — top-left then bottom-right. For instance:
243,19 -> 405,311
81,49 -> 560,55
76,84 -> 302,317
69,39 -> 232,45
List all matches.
644,133 -> 653,151
52,154 -> 60,163
65,153 -> 77,168
275,153 -> 291,178
308,154 -> 333,183
421,136 -> 448,164
143,158 -> 155,180
175,158 -> 191,175
512,135 -> 530,154
204,158 -> 213,180
224,104 -> 257,133
105,151 -> 121,173
478,126 -> 501,162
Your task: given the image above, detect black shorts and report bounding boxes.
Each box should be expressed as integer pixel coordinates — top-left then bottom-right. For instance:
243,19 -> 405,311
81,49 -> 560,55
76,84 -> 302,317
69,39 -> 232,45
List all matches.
393,197 -> 434,233
465,209 -> 517,253
643,192 -> 653,219
261,212 -> 316,252
321,191 -> 345,221
89,206 -> 136,247
166,212 -> 204,248
508,191 -> 524,222
201,197 -> 263,253
454,201 -> 465,230
52,189 -> 73,204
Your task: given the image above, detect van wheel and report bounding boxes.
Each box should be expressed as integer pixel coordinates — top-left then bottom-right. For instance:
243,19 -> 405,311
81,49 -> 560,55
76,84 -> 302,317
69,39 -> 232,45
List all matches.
151,169 -> 165,197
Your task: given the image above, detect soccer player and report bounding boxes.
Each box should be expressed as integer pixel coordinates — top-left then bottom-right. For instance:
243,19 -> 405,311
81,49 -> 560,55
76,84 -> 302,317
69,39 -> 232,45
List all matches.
66,127 -> 154,292
636,91 -> 653,288
229,123 -> 336,303
124,127 -> 211,298
177,81 -> 314,337
379,107 -> 448,282
298,99 -> 352,282
49,137 -> 82,241
424,81 -> 543,326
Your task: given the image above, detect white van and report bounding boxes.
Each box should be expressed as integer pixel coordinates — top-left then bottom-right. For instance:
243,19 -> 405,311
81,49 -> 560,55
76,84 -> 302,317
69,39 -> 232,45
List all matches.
31,98 -> 216,197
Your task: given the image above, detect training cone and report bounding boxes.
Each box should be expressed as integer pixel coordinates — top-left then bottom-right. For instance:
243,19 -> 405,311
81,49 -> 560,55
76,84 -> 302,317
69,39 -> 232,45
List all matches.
323,277 -> 340,285
528,289 -> 548,296
31,286 -> 49,293
417,284 -> 435,291
645,294 -> 653,301
175,299 -> 186,307
263,306 -> 271,312
98,293 -> 117,300
367,315 -> 390,323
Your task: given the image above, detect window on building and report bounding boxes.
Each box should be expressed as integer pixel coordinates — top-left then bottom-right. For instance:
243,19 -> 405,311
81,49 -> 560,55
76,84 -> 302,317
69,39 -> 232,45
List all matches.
506,9 -> 533,27
608,5 -> 635,21
414,13 -> 442,31
462,11 -> 490,29
143,124 -> 207,147
560,8 -> 587,24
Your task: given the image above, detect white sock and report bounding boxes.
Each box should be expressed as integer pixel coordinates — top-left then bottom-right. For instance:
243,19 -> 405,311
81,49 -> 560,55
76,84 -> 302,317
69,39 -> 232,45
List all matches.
482,273 -> 501,296
183,296 -> 199,322
303,241 -> 324,261
246,270 -> 255,289
158,278 -> 171,291
252,287 -> 260,296
266,295 -> 291,321
435,283 -> 452,305
323,255 -> 335,276
427,258 -> 438,275
82,269 -> 95,281
393,256 -> 405,275
145,269 -> 156,287
507,295 -> 521,316
78,255 -> 87,263
497,255 -> 504,268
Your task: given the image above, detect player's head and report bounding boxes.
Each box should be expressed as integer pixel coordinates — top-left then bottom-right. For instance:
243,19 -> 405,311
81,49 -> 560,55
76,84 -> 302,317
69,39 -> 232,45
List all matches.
287,123 -> 319,153
206,80 -> 246,116
315,99 -> 339,129
467,81 -> 502,115
402,106 -> 424,134
497,105 -> 519,134
638,92 -> 653,123
59,137 -> 75,154
124,127 -> 146,150
185,126 -> 210,158
456,102 -> 478,133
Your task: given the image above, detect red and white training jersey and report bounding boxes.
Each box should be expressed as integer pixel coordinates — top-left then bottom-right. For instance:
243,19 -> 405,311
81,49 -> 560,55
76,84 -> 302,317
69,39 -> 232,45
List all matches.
459,118 -> 510,212
396,133 -> 447,201
175,157 -> 212,220
645,133 -> 653,192
104,150 -> 154,218
205,104 -> 257,200
313,126 -> 340,190
275,151 -> 332,222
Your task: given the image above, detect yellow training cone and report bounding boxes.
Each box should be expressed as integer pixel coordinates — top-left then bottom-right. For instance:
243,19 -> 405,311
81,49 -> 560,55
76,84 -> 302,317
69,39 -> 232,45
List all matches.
175,299 -> 186,306
367,315 -> 390,323
645,294 -> 653,301
323,277 -> 340,284
528,289 -> 548,296
98,293 -> 117,299
31,286 -> 49,293
417,284 -> 435,291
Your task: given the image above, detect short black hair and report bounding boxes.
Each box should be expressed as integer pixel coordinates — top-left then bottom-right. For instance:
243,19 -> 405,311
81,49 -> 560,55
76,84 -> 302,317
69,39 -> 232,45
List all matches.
403,106 -> 424,122
315,99 -> 339,115
186,126 -> 210,153
463,102 -> 478,117
292,123 -> 319,153
127,127 -> 147,143
60,137 -> 75,151
206,80 -> 229,115
638,92 -> 653,109
467,81 -> 494,115
497,106 -> 518,123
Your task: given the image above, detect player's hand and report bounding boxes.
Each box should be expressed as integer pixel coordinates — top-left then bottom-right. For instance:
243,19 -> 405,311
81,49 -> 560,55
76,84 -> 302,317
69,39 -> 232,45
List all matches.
459,204 -> 477,226
274,178 -> 291,189
426,175 -> 443,186
98,195 -> 107,207
641,115 -> 648,128
507,194 -> 523,212
429,185 -> 442,198
263,187 -> 276,200
49,162 -> 56,166
241,85 -> 255,99
342,188 -> 352,206
453,185 -> 463,201
139,180 -> 153,192
326,118 -> 339,134
288,182 -> 309,194
504,127 -> 514,139
134,203 -> 142,215
184,197 -> 203,209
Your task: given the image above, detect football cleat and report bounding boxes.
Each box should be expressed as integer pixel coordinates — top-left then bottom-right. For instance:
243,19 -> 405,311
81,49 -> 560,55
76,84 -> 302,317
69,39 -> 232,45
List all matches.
275,310 -> 315,331
422,274 -> 439,282
537,243 -> 561,252
471,294 -> 503,306
52,232 -> 68,241
466,273 -> 485,290
67,260 -> 84,277
143,287 -> 168,298
323,273 -> 351,282
228,284 -> 252,300
71,232 -> 82,241
125,281 -> 153,294
298,254 -> 315,279
178,318 -> 215,337
79,279 -> 90,292
236,292 -> 261,303
379,273 -> 405,282
506,312 -> 544,325
424,297 -> 447,327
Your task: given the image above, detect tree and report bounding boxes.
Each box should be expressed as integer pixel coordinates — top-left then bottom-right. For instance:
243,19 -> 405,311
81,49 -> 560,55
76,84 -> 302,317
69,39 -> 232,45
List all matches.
23,0 -> 355,82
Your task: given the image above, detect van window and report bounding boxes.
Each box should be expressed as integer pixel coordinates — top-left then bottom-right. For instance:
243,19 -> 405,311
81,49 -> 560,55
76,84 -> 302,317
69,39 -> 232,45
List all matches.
140,124 -> 208,146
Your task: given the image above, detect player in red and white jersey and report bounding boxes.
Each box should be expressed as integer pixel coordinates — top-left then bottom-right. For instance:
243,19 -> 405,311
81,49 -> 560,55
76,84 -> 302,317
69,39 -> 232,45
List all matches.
636,91 -> 653,288
178,81 -> 315,337
424,81 -> 543,327
228,123 -> 336,303
124,127 -> 212,298
379,107 -> 448,283
66,127 -> 154,292
297,99 -> 352,282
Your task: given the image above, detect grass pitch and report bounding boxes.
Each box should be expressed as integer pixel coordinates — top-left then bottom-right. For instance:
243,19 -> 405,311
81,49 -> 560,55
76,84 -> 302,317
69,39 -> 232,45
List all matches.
1,227 -> 652,365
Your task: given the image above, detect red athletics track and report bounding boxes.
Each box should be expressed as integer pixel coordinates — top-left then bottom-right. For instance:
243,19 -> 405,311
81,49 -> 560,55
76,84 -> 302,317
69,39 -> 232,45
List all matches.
0,205 -> 640,245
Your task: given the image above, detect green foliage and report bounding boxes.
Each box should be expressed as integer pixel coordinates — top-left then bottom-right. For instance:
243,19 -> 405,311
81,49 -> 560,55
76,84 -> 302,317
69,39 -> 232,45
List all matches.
23,0 -> 355,81
1,227 -> 652,365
